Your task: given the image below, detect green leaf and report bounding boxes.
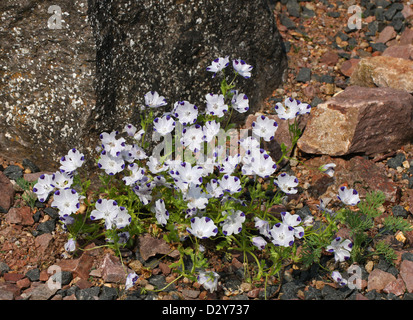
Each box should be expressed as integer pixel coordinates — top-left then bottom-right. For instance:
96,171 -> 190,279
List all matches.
220,78 -> 229,96
357,190 -> 385,218
375,240 -> 397,264
383,216 -> 413,233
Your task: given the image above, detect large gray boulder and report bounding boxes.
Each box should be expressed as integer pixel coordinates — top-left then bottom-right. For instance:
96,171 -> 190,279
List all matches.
86,0 -> 288,144
1,0 -> 287,171
0,0 -> 96,170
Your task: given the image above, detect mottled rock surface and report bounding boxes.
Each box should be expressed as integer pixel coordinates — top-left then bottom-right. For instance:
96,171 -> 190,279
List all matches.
297,86 -> 413,157
1,0 -> 287,172
86,0 -> 288,138
0,0 -> 96,171
350,56 -> 413,93
382,44 -> 413,60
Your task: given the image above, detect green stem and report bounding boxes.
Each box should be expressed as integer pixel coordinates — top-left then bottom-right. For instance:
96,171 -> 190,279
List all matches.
150,274 -> 184,293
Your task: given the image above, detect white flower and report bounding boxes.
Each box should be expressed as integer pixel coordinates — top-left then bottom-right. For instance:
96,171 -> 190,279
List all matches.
320,163 -> 336,177
197,270 -> 220,293
173,162 -> 204,187
270,222 -> 295,247
132,182 -> 154,205
122,163 -> 146,186
133,129 -> 145,142
220,174 -> 242,194
254,217 -> 271,238
206,179 -> 224,198
125,272 -> 139,290
152,175 -> 171,188
64,238 -> 76,252
119,145 -> 136,163
233,59 -> 253,79
98,151 -> 125,175
128,144 -> 147,161
117,231 -> 130,244
221,210 -> 245,236
317,198 -> 335,216
205,93 -> 228,117
187,216 -> 218,239
33,173 -> 55,202
154,199 -> 169,226
90,198 -> 121,230
274,172 -> 299,194
326,237 -> 353,262
252,115 -> 278,142
59,148 -> 85,173
337,186 -> 360,206
184,184 -> 210,211
53,171 -> 73,190
203,120 -> 221,143
124,123 -> 137,137
174,101 -> 198,126
206,56 -> 230,78
218,154 -> 241,175
297,101 -> 312,115
153,115 -> 175,136
147,155 -> 168,174
249,149 -> 277,178
239,136 -> 261,154
114,207 -> 131,229
281,211 -> 304,239
181,124 -> 205,153
99,131 -> 126,158
331,271 -> 347,287
252,236 -> 267,250
231,91 -> 249,113
198,156 -> 218,176
51,188 -> 80,217
274,98 -> 301,120
144,91 -> 167,108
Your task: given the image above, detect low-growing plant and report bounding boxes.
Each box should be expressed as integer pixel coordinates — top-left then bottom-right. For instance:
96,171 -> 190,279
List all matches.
27,56 -> 412,295
336,190 -> 412,265
15,177 -> 38,209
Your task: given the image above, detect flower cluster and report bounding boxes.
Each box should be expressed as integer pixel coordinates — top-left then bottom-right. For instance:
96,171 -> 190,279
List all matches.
33,148 -> 85,223
33,55 -> 320,293
253,211 -> 304,249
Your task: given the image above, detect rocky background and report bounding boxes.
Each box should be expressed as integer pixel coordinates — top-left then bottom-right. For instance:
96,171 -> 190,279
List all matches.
1,0 -> 287,172
0,0 -> 96,171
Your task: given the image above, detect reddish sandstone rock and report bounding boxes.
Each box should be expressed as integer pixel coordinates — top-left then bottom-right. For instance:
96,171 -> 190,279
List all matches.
4,272 -> 25,284
319,51 -> 339,66
400,28 -> 413,45
57,253 -> 95,280
0,172 -> 14,213
350,56 -> 413,93
138,233 -> 179,261
339,59 -> 360,77
297,86 -> 413,158
34,233 -> 53,255
375,26 -> 397,44
382,44 -> 413,60
5,207 -> 34,226
383,277 -> 406,296
367,269 -> 397,292
100,253 -> 132,283
400,260 -> 413,293
16,277 -> 31,290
